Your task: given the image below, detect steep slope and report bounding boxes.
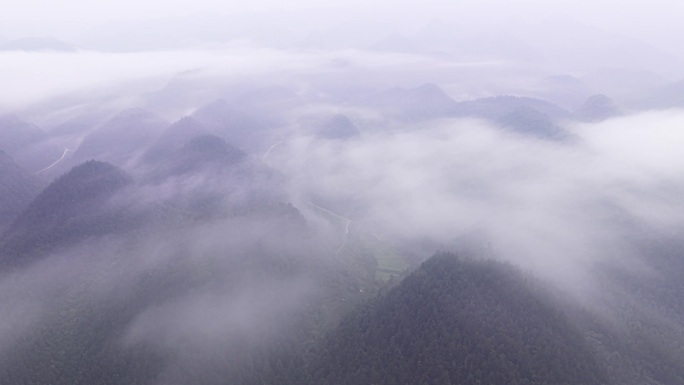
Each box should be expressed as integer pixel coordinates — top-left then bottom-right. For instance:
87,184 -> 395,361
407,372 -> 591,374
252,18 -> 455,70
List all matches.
575,94 -> 621,122
585,234 -> 684,385
156,134 -> 245,177
497,106 -> 567,139
142,116 -> 210,164
142,132 -> 287,220
0,115 -> 63,172
309,253 -> 610,385
0,115 -> 46,151
453,95 -> 571,120
316,114 -> 360,140
192,99 -> 273,153
0,150 -> 43,230
70,109 -> 167,169
0,192 -> 376,385
364,83 -> 460,121
0,160 -> 133,264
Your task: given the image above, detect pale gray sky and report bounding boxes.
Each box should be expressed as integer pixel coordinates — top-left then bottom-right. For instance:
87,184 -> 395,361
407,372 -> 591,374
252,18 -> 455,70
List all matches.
2,0 -> 682,55
1,0 -> 682,114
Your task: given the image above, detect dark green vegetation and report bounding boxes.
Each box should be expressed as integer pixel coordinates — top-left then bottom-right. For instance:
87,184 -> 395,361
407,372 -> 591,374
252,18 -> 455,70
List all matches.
0,88 -> 683,385
308,253 -> 611,385
0,149 -> 42,231
0,160 -> 133,265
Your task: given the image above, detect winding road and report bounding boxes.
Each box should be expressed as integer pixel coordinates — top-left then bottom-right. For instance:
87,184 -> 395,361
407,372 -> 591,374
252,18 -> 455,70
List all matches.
261,141 -> 282,163
36,148 -> 72,174
308,202 -> 352,253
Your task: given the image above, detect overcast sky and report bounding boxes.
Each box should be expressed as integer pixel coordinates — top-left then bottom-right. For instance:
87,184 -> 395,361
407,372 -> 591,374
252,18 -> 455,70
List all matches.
2,0 -> 683,55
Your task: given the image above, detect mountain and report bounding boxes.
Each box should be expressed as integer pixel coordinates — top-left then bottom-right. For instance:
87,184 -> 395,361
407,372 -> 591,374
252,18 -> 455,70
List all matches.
0,115 -> 63,172
308,253 -> 610,385
581,69 -> 667,105
142,116 -> 210,164
0,168 -> 375,385
70,108 -> 167,169
0,150 -> 43,231
192,99 -> 272,153
0,114 -> 47,152
364,83 -> 460,121
317,115 -> 360,140
154,134 -> 246,178
142,132 -> 286,219
453,95 -> 571,120
497,106 -> 567,139
575,94 -> 621,122
0,160 -> 133,264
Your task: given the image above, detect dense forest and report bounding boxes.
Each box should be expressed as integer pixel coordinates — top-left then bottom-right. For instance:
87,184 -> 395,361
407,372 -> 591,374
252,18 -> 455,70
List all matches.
307,253 -> 610,385
2,16 -> 684,381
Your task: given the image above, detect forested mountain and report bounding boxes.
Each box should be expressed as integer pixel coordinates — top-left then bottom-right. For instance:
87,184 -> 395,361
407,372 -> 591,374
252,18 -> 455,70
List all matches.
142,116 -> 209,164
0,150 -> 43,231
0,160 -> 377,385
575,94 -> 621,122
0,160 -> 133,265
0,115 -> 63,172
149,134 -> 246,178
452,95 -> 571,121
2,12 -> 684,383
191,99 -> 274,153
496,106 -> 566,139
0,115 -> 46,152
307,253 -> 610,385
316,114 -> 360,140
364,83 -> 460,121
69,109 -> 167,168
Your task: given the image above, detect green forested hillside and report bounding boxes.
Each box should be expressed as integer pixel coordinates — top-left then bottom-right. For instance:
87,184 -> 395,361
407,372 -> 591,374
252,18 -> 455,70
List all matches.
0,150 -> 43,230
307,253 -> 610,385
0,160 -> 133,264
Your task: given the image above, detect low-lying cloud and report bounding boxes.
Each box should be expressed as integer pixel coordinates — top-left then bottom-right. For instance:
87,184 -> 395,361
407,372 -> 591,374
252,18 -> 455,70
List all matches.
272,111 -> 684,294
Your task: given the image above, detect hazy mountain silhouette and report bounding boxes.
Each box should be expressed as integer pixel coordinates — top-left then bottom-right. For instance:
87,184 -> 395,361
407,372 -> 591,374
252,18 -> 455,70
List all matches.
575,94 -> 621,122
70,108 -> 167,168
156,134 -> 246,178
454,95 -> 570,120
497,106 -> 567,139
0,150 -> 43,231
309,253 -> 610,385
317,115 -> 360,140
0,114 -> 63,172
192,99 -> 272,152
142,116 -> 209,164
365,83 -> 460,121
0,160 -> 133,264
0,114 -> 46,153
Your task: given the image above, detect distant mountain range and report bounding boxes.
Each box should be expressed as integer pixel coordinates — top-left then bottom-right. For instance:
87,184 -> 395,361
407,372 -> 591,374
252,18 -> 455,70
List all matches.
0,72 -> 682,385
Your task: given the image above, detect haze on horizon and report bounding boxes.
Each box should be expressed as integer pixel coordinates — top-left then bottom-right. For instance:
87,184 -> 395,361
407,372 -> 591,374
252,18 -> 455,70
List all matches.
2,0 -> 684,57
2,1 -> 684,384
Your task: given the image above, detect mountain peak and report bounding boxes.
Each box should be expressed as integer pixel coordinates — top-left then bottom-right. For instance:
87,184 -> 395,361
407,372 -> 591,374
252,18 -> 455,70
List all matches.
0,160 -> 132,262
